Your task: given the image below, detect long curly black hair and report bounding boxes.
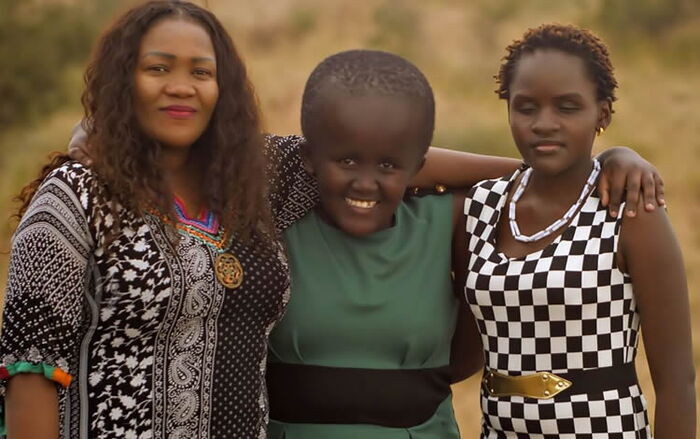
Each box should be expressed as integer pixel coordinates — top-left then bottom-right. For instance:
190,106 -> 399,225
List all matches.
17,0 -> 274,245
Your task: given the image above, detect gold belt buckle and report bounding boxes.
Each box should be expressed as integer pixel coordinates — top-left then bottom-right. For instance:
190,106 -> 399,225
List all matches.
483,370 -> 572,399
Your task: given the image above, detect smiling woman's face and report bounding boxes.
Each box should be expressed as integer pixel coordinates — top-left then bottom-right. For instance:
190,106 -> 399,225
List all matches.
304,93 -> 427,237
133,18 -> 219,150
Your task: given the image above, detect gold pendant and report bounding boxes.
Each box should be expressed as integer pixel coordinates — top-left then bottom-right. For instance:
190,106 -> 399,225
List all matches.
215,252 -> 244,289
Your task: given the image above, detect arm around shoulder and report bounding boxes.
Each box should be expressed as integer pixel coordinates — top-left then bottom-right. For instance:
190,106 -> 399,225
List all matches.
412,147 -> 519,190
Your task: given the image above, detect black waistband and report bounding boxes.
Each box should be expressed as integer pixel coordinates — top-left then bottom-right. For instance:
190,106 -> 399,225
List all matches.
483,362 -> 639,397
266,362 -> 452,428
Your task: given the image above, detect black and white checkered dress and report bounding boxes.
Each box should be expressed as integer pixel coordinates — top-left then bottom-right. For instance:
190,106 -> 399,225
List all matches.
463,171 -> 652,438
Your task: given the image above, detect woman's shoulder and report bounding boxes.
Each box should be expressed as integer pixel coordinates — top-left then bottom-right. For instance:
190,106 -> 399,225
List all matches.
37,161 -> 110,216
404,192 -> 453,212
43,161 -> 99,190
468,173 -> 514,200
401,193 -> 454,231
264,133 -> 305,150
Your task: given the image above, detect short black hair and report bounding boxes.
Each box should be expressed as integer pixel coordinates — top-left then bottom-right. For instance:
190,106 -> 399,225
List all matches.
301,49 -> 435,149
495,24 -> 617,109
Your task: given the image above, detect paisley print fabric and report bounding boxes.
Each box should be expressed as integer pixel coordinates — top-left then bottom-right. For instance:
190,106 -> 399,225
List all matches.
0,135 -> 318,438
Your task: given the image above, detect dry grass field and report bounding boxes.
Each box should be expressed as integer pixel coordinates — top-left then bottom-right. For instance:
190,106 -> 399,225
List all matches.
1,0 -> 699,436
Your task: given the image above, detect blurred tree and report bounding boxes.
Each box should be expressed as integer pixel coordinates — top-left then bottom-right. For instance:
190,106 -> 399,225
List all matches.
367,0 -> 421,59
288,7 -> 317,40
597,0 -> 700,37
0,0 -> 123,128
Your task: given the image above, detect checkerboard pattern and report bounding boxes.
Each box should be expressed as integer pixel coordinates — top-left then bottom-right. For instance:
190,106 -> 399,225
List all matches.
463,173 -> 651,437
480,383 -> 650,438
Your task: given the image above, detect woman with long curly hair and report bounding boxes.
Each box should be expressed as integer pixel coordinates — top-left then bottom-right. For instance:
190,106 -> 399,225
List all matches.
0,2 -> 318,437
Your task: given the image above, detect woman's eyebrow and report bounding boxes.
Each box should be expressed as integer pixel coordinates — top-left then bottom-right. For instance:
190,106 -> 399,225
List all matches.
141,51 -> 215,63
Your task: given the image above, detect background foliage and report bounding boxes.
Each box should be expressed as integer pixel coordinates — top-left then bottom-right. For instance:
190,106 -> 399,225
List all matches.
1,0 -> 698,435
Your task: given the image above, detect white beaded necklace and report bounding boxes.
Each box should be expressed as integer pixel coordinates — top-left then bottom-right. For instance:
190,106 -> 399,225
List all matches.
509,160 -> 600,243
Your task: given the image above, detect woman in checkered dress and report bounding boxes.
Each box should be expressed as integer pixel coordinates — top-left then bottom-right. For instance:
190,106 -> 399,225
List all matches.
457,24 -> 695,438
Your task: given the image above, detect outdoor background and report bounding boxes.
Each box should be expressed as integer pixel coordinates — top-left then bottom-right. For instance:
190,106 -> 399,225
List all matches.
1,0 -> 698,435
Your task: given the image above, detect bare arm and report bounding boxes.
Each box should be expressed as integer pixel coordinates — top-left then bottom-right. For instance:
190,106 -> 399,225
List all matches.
414,146 -> 665,217
619,202 -> 695,438
413,147 -> 519,189
449,192 -> 484,383
67,121 -> 666,220
5,374 -> 59,439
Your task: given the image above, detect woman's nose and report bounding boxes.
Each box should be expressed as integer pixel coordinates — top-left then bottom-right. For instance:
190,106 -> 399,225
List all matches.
531,107 -> 560,135
164,78 -> 196,98
350,169 -> 380,193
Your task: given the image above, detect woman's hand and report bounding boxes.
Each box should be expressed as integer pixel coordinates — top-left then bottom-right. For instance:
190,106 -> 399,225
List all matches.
68,121 -> 93,166
596,146 -> 664,218
5,374 -> 59,439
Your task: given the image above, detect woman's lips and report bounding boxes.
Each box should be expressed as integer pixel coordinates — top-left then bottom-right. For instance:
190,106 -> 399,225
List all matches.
532,141 -> 565,154
162,105 -> 196,119
534,144 -> 562,153
345,197 -> 377,209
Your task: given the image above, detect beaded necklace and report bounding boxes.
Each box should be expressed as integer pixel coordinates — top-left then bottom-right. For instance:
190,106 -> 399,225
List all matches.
145,197 -> 244,289
509,160 -> 600,243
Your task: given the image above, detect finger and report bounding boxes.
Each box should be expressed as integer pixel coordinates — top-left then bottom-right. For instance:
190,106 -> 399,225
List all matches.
82,146 -> 94,166
69,143 -> 88,162
607,171 -> 626,218
623,171 -> 642,217
598,171 -> 610,207
655,173 -> 666,206
68,142 -> 93,166
641,172 -> 656,211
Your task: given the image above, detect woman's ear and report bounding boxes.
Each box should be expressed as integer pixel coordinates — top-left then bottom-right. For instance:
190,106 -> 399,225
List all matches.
415,155 -> 427,174
300,140 -> 315,176
598,98 -> 613,132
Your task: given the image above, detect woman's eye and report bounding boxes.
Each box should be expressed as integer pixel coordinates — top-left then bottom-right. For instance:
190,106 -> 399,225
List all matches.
560,105 -> 580,113
516,105 -> 536,114
147,65 -> 168,73
193,68 -> 213,78
339,158 -> 356,166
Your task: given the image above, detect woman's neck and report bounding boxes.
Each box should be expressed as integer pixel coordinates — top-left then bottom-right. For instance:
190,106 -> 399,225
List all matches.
160,145 -> 193,175
527,159 -> 595,206
161,146 -> 205,216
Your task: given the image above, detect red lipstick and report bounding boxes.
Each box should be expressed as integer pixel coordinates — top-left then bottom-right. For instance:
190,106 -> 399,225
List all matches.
162,105 -> 196,119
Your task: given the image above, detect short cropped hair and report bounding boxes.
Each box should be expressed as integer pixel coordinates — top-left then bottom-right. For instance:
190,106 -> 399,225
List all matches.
495,23 -> 617,108
301,49 -> 435,149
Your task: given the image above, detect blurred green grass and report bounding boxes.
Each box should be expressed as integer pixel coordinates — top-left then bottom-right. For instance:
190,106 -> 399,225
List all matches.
1,0 -> 699,436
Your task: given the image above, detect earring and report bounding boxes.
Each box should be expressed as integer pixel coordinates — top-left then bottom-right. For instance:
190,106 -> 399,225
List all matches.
596,126 -> 605,136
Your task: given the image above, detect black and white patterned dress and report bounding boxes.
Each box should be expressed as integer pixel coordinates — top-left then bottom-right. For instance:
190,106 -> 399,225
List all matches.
0,135 -> 318,438
463,171 -> 651,438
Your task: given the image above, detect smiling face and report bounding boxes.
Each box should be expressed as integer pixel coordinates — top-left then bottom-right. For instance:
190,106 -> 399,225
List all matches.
304,93 -> 428,237
508,48 -> 611,176
133,18 -> 219,151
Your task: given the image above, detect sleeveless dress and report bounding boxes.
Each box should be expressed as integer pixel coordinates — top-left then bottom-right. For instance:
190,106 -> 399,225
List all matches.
0,135 -> 319,439
267,194 -> 460,439
463,172 -> 652,438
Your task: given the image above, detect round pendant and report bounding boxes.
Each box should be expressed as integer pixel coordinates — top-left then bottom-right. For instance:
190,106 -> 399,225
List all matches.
215,252 -> 244,289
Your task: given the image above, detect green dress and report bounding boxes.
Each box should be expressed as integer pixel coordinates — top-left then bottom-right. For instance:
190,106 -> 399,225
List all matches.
267,194 -> 460,439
